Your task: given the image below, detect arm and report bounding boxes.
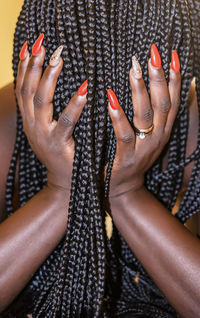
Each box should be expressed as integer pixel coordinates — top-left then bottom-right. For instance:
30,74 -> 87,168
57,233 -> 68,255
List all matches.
108,48 -> 200,318
0,39 -> 87,311
0,186 -> 69,312
110,188 -> 200,318
0,83 -> 17,222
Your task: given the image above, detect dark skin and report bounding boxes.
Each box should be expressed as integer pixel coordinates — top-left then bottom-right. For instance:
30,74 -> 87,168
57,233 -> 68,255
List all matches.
108,67 -> 200,317
0,47 -> 87,310
0,42 -> 199,317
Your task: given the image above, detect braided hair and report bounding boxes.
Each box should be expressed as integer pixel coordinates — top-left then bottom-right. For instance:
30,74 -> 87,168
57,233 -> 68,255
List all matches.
4,0 -> 200,317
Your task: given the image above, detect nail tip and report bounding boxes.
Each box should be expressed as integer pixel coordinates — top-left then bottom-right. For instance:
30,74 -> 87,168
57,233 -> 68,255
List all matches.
171,50 -> 180,73
131,56 -> 142,79
19,41 -> 28,60
32,33 -> 44,56
49,45 -> 64,66
151,43 -> 161,68
78,79 -> 88,96
107,89 -> 120,110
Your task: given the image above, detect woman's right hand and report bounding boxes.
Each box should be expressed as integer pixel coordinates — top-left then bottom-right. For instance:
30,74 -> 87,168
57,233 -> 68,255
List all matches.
0,37 -> 88,311
16,35 -> 87,191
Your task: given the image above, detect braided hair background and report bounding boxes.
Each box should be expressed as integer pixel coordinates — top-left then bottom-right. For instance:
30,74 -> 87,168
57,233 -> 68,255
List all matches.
4,0 -> 200,317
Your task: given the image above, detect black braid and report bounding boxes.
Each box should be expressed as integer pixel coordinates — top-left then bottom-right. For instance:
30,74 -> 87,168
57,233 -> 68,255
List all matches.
4,1 -> 200,317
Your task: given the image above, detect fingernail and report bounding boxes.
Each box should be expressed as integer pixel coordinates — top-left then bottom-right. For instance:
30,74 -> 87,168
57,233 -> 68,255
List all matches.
151,44 -> 161,68
49,45 -> 64,66
78,79 -> 88,96
19,41 -> 28,60
171,50 -> 180,73
32,33 -> 44,56
131,56 -> 142,79
107,89 -> 120,110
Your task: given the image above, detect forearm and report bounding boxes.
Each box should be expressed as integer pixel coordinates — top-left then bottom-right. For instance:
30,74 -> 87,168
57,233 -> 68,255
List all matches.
0,186 -> 69,311
110,187 -> 200,318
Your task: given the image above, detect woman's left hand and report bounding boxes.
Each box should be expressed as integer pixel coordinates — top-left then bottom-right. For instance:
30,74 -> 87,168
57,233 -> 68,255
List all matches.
108,51 -> 181,198
107,52 -> 200,318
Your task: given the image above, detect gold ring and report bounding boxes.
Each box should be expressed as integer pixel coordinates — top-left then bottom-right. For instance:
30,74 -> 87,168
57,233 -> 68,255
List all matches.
134,124 -> 154,139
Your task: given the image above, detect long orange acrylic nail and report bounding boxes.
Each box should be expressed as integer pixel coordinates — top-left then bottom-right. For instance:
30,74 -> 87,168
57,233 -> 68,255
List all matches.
32,33 -> 44,56
151,44 -> 161,68
19,41 -> 28,60
107,89 -> 120,110
171,50 -> 180,73
78,79 -> 88,96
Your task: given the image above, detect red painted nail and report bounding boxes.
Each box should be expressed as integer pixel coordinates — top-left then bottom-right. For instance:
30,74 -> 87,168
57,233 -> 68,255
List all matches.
171,50 -> 180,73
107,89 -> 120,110
32,33 -> 44,56
78,79 -> 88,96
151,44 -> 161,68
19,41 -> 28,60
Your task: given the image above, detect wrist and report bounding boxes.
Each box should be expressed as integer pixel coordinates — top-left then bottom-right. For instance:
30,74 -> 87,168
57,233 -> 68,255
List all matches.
47,171 -> 71,194
45,182 -> 70,200
43,185 -> 70,218
109,175 -> 144,200
47,181 -> 70,194
109,186 -> 146,215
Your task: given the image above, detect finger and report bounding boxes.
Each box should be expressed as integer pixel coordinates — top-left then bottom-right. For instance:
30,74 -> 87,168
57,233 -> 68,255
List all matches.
107,89 -> 135,156
16,41 -> 30,117
165,51 -> 181,137
34,46 -> 64,128
130,56 -> 153,134
149,44 -> 171,134
21,34 -> 45,121
56,80 -> 88,141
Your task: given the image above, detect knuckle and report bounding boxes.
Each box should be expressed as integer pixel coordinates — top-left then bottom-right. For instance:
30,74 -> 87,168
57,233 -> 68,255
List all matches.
118,133 -> 134,145
150,75 -> 165,85
160,99 -> 171,114
142,107 -> 153,121
33,93 -> 43,108
28,60 -> 41,73
59,112 -> 75,128
21,84 -> 30,98
173,96 -> 180,108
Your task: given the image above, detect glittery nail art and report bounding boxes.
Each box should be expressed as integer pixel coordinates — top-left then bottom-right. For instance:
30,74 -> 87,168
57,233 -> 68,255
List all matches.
131,56 -> 142,79
49,45 -> 64,66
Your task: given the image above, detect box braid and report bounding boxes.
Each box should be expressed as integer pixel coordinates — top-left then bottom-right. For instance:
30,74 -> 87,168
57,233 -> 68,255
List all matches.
4,0 -> 200,317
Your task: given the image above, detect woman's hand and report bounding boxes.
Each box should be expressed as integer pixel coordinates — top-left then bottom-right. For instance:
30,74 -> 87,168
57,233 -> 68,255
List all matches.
108,47 -> 181,198
16,36 -> 87,191
107,48 -> 200,318
0,37 -> 88,311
